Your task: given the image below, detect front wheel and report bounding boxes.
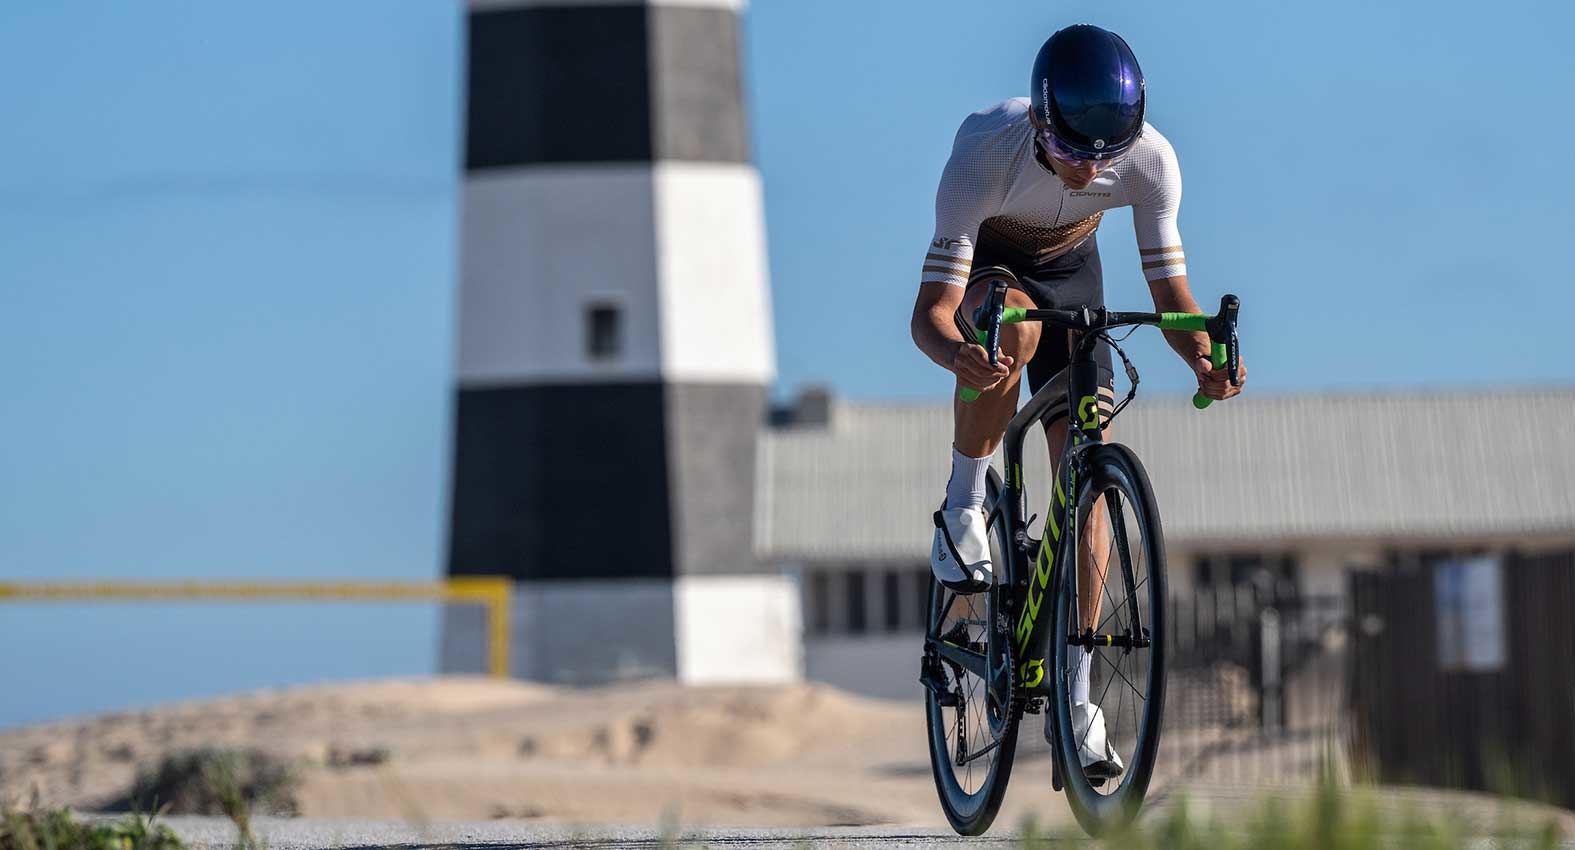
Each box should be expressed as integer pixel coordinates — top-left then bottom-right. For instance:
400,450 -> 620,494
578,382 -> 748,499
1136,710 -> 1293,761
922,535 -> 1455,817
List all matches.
1050,443 -> 1168,836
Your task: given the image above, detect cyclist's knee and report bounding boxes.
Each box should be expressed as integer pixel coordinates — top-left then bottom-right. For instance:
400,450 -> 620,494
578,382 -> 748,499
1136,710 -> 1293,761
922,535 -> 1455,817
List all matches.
1000,291 -> 1039,361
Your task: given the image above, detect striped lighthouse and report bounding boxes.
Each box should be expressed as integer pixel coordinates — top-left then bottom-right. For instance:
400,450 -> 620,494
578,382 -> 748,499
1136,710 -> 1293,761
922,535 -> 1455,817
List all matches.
442,0 -> 798,683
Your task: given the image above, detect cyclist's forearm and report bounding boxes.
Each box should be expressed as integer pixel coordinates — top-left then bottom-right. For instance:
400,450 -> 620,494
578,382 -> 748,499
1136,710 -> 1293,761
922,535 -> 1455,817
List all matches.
911,285 -> 967,370
1147,275 -> 1211,361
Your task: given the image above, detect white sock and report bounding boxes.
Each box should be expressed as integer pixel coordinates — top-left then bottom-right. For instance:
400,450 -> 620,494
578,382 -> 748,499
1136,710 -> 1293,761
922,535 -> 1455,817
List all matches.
1071,656 -> 1091,703
945,446 -> 992,512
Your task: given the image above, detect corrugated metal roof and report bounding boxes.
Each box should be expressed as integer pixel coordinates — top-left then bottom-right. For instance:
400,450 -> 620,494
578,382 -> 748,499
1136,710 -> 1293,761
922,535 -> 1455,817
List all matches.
755,389 -> 1575,559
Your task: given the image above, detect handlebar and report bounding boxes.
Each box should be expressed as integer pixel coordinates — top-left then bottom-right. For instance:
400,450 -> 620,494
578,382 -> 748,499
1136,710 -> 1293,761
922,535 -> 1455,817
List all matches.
956,292 -> 1241,411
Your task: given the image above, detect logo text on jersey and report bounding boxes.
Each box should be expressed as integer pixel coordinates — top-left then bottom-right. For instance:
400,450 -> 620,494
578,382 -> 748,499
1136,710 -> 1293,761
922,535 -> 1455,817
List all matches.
931,237 -> 965,250
1069,191 -> 1112,198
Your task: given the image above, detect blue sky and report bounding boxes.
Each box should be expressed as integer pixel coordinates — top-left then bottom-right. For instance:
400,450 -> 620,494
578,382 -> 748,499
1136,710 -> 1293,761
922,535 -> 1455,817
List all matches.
1,0 -> 1572,726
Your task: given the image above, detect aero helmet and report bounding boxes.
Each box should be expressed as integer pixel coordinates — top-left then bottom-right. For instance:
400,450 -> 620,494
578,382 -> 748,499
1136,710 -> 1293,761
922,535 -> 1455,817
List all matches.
1030,25 -> 1146,160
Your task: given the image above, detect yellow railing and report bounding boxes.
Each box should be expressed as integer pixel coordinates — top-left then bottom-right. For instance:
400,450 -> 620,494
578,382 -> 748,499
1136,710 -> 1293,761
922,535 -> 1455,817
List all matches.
0,577 -> 513,678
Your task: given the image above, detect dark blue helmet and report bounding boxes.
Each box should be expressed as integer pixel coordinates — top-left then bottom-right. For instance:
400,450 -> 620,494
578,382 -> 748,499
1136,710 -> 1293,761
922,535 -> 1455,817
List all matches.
1030,25 -> 1146,160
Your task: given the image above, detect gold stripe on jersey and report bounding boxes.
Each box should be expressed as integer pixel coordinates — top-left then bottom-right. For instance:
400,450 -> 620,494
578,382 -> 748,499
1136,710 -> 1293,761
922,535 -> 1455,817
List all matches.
977,213 -> 1104,266
924,254 -> 971,270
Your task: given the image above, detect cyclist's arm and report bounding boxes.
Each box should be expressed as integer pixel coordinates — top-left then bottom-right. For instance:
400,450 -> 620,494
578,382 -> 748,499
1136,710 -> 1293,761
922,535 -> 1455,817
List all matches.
911,283 -> 968,371
1130,135 -> 1211,372
912,114 -> 1011,380
1147,273 -> 1211,364
1132,133 -> 1245,400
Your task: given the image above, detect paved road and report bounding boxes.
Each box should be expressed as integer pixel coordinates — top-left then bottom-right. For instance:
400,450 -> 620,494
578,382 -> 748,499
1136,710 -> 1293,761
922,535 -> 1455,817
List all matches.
162,818 -> 1067,849
162,816 -> 1575,850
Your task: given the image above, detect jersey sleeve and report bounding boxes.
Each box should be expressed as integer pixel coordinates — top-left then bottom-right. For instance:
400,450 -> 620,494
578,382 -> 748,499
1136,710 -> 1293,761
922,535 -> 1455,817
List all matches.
1128,131 -> 1186,282
922,116 -> 1013,288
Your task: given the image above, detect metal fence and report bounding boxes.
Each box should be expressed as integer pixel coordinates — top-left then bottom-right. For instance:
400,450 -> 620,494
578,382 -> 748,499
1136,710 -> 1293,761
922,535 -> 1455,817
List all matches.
1152,583 -> 1351,790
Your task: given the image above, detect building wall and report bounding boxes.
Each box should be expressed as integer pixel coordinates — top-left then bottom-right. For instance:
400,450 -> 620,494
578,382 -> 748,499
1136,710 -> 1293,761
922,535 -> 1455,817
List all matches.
789,537 -> 1575,699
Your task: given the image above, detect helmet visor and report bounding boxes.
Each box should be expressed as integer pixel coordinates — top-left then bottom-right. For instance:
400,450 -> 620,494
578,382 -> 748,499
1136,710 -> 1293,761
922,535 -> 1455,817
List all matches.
1039,128 -> 1129,167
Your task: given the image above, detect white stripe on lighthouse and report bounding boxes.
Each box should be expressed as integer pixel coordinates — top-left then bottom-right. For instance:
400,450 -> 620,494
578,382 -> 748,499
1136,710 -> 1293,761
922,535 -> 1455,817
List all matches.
654,161 -> 775,385
458,163 -> 774,387
456,166 -> 663,386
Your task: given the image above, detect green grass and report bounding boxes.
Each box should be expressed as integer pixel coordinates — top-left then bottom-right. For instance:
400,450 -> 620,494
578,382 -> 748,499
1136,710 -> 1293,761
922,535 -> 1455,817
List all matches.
117,749 -> 297,819
0,805 -> 184,850
1018,782 -> 1567,850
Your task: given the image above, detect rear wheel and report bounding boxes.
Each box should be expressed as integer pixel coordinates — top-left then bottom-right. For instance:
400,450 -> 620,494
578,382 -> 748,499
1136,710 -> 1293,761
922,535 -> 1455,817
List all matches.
923,469 -> 1020,835
1050,443 -> 1167,836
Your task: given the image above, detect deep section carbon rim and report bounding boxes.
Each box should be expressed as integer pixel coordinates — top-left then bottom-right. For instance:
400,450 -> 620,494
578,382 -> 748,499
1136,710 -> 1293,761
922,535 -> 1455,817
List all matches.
1051,445 -> 1167,835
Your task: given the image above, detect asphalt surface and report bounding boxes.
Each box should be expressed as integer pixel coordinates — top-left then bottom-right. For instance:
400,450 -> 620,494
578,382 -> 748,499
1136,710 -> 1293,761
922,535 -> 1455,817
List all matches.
161,817 -> 1071,849
158,816 -> 1575,850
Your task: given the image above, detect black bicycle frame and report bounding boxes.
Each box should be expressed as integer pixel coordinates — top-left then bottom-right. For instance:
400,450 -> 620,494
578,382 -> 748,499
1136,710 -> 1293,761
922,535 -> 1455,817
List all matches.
926,326 -> 1110,700
992,327 -> 1106,699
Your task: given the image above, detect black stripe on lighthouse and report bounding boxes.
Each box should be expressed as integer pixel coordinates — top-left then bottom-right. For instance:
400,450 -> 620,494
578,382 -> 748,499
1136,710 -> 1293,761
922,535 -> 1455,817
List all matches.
447,384 -> 675,581
465,4 -> 749,169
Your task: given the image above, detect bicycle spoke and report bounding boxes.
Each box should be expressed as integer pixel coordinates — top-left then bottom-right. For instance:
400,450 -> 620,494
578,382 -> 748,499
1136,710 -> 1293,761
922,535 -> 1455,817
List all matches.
1096,575 -> 1146,633
1099,574 -> 1124,633
1110,654 -> 1127,792
1104,652 -> 1146,701
1089,650 -> 1120,713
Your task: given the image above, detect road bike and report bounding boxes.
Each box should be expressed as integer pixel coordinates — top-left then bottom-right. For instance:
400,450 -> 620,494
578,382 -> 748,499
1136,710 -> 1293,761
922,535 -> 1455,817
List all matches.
920,276 -> 1241,836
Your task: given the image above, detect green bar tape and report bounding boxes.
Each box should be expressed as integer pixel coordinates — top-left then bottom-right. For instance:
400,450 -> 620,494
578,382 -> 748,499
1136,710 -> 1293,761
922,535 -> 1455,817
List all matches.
1001,307 -> 1028,324
1159,312 -> 1210,332
1192,341 -> 1228,410
960,387 -> 981,403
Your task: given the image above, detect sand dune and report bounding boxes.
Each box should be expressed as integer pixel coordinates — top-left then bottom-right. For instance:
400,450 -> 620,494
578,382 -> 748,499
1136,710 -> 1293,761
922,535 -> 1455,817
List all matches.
4,677 -> 1571,833
0,677 -> 961,827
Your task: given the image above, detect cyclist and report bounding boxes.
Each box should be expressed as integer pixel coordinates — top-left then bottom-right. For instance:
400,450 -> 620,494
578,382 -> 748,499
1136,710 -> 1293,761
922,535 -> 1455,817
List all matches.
912,24 -> 1247,776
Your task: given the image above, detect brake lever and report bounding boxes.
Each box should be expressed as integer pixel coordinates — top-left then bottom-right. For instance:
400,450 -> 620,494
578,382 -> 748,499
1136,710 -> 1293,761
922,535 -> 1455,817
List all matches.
1217,294 -> 1241,387
959,281 -> 1010,403
983,282 -> 1007,368
1227,325 -> 1241,387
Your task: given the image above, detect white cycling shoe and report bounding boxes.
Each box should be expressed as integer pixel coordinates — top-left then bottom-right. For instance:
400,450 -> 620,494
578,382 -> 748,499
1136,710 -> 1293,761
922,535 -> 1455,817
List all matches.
1054,700 -> 1126,782
931,504 -> 993,593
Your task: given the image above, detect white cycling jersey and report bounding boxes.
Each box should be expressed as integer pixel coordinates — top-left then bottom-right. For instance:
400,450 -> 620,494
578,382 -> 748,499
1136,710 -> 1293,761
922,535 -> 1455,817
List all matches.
921,98 -> 1185,288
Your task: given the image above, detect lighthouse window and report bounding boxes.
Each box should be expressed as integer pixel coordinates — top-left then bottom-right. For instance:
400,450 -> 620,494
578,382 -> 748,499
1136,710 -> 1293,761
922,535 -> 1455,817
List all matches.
586,303 -> 622,360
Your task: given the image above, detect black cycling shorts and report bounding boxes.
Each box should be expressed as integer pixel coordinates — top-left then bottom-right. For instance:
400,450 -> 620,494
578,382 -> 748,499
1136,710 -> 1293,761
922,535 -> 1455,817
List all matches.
964,232 -> 1116,427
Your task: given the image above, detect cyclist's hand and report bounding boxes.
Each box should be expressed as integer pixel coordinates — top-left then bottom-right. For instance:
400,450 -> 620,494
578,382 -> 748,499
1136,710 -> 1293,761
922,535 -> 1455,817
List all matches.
1193,352 -> 1247,402
952,342 -> 1014,393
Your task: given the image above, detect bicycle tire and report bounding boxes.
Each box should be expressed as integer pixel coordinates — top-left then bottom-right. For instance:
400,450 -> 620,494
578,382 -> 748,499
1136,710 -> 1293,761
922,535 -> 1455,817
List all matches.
1050,443 -> 1168,836
924,468 -> 1021,835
